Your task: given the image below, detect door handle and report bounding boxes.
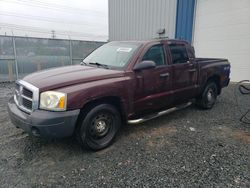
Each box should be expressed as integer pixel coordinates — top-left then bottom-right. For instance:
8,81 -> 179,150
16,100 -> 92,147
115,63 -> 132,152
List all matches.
160,73 -> 170,78
188,69 -> 197,73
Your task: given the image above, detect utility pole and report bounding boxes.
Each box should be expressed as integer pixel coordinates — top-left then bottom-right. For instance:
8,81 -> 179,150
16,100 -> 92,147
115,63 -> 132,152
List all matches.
51,30 -> 56,39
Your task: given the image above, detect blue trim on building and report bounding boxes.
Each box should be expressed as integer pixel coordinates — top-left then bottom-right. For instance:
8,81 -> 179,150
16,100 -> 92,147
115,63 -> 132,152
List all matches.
175,0 -> 196,43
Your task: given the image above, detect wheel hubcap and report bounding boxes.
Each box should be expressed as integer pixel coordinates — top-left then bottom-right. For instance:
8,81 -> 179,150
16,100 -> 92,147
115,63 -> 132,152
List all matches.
95,120 -> 107,133
89,113 -> 112,138
207,89 -> 214,102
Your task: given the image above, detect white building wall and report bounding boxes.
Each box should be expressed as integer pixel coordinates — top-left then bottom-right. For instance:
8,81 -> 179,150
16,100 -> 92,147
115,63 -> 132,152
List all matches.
109,0 -> 177,41
193,0 -> 250,81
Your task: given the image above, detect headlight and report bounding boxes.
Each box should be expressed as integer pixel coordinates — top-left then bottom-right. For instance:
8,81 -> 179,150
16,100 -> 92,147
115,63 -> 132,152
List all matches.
40,91 -> 67,111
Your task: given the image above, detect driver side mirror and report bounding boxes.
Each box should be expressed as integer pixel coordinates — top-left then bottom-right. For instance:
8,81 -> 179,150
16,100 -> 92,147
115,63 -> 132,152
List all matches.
133,60 -> 156,71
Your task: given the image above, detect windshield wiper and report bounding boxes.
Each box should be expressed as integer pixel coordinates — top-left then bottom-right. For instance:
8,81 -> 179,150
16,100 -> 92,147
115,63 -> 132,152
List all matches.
80,61 -> 87,66
88,62 -> 110,69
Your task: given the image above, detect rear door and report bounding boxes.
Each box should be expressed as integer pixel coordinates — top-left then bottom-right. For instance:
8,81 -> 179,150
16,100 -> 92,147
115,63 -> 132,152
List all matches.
134,43 -> 173,113
167,42 -> 198,103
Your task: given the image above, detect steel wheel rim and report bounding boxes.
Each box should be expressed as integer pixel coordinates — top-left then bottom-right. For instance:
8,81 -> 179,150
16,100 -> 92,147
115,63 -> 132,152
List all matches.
89,112 -> 113,140
207,88 -> 215,104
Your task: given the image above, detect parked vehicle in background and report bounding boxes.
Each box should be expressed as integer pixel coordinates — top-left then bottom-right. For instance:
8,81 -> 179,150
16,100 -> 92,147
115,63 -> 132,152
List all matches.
8,39 -> 230,150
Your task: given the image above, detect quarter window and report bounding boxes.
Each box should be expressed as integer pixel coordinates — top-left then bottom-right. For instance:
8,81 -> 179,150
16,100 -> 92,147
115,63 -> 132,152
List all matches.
142,45 -> 165,66
169,44 -> 189,64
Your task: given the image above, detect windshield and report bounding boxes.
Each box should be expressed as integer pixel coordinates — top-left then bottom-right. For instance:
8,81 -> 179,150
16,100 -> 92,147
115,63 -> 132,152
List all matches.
83,42 -> 141,68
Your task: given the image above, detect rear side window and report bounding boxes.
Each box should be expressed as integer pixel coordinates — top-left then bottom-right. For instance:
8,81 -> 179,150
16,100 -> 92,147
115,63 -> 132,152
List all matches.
142,45 -> 165,66
169,44 -> 189,64
187,46 -> 195,58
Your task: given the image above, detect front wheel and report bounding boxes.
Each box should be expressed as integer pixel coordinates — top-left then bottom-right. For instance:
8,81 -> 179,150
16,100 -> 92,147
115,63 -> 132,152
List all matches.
196,82 -> 218,109
77,104 -> 121,150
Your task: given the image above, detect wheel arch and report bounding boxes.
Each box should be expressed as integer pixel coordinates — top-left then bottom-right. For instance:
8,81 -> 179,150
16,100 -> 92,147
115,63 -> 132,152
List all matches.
206,74 -> 221,95
78,96 -> 127,124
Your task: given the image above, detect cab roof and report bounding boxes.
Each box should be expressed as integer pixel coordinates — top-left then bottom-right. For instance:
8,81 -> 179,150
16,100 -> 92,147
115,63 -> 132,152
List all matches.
111,38 -> 190,45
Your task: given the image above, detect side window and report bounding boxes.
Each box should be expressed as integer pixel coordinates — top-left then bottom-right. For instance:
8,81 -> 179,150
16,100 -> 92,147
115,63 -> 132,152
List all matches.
142,45 -> 165,66
187,46 -> 195,58
169,44 -> 189,64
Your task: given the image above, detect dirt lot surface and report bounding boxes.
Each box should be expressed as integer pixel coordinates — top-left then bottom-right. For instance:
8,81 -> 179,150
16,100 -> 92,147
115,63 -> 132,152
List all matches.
0,83 -> 249,187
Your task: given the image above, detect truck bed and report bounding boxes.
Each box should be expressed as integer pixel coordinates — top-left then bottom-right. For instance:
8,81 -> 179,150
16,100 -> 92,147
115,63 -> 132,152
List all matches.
195,58 -> 228,63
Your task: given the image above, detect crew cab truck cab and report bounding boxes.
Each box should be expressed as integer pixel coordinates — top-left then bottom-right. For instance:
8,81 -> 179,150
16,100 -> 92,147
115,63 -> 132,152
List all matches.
8,39 -> 230,150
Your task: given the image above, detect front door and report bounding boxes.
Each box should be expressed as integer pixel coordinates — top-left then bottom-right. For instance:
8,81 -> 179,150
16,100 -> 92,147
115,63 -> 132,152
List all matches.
134,44 -> 173,114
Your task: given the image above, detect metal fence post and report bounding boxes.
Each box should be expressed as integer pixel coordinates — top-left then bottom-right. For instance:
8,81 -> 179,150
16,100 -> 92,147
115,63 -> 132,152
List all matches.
12,35 -> 19,79
69,39 -> 73,65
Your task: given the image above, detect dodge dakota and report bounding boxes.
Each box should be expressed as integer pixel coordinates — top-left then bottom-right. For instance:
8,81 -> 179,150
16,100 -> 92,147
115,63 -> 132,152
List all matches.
8,39 -> 230,150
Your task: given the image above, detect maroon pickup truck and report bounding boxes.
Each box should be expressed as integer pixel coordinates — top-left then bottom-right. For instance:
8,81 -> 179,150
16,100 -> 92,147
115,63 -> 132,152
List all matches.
8,39 -> 230,150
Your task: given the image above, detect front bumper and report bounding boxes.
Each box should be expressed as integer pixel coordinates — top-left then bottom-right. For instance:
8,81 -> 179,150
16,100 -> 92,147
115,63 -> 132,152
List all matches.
7,97 -> 80,138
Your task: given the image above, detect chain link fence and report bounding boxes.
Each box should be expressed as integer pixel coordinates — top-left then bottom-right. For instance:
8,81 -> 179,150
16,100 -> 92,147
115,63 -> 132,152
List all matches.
0,35 -> 105,82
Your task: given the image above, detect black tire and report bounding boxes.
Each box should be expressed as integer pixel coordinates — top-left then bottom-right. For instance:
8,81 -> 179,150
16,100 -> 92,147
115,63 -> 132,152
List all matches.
77,104 -> 121,151
196,82 -> 218,109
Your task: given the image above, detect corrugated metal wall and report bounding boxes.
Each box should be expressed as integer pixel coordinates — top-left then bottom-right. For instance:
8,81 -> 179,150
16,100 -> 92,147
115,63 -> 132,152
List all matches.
109,0 -> 177,41
175,0 -> 196,43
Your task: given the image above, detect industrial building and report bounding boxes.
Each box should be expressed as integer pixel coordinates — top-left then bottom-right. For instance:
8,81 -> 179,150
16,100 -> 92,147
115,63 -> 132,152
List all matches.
109,0 -> 250,81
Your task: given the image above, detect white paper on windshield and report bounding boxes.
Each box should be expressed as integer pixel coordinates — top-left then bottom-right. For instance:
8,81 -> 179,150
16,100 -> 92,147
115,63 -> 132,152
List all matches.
117,47 -> 132,52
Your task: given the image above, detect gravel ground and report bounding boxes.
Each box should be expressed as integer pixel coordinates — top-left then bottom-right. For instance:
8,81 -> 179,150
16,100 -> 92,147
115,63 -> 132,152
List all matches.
0,82 -> 249,187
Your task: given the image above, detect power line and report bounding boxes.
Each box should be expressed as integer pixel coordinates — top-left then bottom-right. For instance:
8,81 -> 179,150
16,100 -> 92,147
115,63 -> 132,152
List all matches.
0,12 -> 106,28
0,0 -> 106,16
0,23 -> 107,39
18,0 -> 105,15
0,0 -> 108,40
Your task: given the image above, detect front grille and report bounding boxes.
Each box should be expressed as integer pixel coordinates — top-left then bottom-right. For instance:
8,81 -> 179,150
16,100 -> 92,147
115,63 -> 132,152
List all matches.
23,87 -> 33,98
14,80 -> 39,113
22,98 -> 32,109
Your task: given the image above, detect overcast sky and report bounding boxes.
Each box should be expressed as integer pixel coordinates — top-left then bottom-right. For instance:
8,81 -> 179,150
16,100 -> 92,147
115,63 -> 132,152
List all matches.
0,0 -> 108,41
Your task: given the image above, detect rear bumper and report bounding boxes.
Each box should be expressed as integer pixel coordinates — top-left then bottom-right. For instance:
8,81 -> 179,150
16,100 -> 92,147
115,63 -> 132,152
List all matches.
226,78 -> 230,86
7,97 -> 80,138
223,78 -> 230,87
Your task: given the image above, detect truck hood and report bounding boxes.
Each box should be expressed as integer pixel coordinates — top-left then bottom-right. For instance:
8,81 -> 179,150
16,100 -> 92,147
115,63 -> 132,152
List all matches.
23,65 -> 124,91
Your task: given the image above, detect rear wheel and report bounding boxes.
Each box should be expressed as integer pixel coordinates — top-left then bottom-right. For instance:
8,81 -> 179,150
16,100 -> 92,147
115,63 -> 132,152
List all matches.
196,82 -> 218,109
77,104 -> 121,150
